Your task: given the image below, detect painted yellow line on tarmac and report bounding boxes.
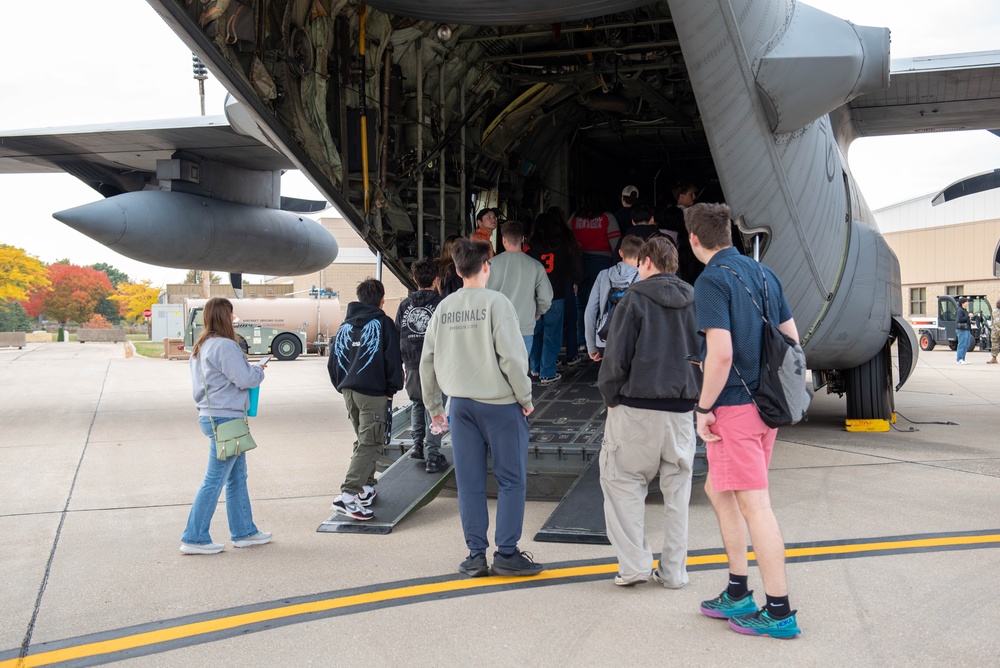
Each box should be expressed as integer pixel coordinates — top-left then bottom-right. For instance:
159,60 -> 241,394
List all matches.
5,532 -> 999,668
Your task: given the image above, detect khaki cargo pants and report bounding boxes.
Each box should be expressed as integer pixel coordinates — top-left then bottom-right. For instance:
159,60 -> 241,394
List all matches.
340,388 -> 390,495
599,404 -> 695,585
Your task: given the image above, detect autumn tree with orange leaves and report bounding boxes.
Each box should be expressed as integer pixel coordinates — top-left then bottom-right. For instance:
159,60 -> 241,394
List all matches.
23,264 -> 113,325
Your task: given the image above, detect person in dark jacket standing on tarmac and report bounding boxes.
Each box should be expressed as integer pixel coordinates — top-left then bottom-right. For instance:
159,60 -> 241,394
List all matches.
596,236 -> 701,589
956,296 -> 972,364
395,258 -> 448,473
328,278 -> 404,521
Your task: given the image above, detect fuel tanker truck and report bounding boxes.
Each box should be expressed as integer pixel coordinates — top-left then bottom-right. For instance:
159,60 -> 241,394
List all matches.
184,296 -> 342,360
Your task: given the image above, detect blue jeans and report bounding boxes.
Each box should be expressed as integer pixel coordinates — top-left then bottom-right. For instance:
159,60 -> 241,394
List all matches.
181,417 -> 259,545
449,398 -> 529,555
531,298 -> 565,378
957,328 -> 971,361
522,335 -> 534,355
562,283 -> 579,361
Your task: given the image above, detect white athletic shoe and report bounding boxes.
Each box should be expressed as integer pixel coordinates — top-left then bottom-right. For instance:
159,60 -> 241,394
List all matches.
180,541 -> 224,555
233,531 -> 272,548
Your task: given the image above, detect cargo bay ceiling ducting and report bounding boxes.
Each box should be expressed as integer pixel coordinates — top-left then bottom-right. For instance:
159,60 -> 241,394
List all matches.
150,0 -> 718,282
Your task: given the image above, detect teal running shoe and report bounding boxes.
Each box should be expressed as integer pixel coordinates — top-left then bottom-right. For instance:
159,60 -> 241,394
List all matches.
699,590 -> 757,619
728,608 -> 801,639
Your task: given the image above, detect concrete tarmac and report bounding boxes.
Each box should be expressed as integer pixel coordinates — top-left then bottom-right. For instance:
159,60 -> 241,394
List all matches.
1,342 -> 998,666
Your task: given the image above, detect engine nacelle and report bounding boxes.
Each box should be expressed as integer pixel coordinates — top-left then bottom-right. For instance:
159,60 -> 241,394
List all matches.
53,190 -> 337,276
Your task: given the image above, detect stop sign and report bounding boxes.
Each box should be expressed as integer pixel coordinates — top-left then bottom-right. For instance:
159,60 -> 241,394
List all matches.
143,308 -> 152,318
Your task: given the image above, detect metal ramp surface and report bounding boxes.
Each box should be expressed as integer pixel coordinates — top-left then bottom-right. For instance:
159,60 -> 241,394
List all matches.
317,445 -> 454,534
533,456 -> 610,544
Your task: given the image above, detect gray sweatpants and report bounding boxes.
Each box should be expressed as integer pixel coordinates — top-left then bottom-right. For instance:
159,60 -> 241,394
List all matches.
599,405 -> 695,585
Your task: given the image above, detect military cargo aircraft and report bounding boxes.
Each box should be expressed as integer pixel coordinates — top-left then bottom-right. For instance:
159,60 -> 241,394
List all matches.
5,0 -> 1000,426
141,0 -> 1000,423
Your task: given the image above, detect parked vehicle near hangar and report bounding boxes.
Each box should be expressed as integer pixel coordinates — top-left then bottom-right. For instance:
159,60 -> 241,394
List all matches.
911,295 -> 992,352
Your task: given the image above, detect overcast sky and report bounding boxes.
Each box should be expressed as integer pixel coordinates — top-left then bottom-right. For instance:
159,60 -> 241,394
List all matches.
1,0 -> 998,285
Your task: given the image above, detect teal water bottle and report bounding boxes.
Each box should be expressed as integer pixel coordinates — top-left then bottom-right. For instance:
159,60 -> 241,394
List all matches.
247,386 -> 260,417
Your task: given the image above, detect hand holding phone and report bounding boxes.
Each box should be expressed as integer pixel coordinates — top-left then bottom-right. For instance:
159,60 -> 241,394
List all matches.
258,356 -> 271,367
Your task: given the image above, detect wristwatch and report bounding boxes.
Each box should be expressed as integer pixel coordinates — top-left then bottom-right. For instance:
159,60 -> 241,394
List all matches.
694,404 -> 713,414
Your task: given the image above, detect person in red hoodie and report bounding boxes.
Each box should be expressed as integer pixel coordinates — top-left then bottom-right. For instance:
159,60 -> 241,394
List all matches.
569,199 -> 622,350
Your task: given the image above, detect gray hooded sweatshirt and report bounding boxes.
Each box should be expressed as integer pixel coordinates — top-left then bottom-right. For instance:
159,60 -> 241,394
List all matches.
190,337 -> 264,418
597,272 -> 701,411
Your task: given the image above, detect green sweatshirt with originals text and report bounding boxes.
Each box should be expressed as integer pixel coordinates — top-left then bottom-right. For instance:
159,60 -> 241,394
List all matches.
419,287 -> 533,415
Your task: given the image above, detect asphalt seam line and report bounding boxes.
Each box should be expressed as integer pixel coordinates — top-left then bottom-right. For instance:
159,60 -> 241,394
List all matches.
16,360 -> 111,666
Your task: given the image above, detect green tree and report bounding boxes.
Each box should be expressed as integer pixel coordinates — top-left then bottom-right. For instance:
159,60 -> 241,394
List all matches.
183,269 -> 221,284
0,300 -> 33,332
0,245 -> 50,302
86,264 -> 131,324
93,297 -> 123,324
90,262 -> 130,288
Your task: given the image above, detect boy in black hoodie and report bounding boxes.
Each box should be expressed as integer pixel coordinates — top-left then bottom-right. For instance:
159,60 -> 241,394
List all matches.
395,259 -> 448,473
596,236 -> 700,589
328,279 -> 404,520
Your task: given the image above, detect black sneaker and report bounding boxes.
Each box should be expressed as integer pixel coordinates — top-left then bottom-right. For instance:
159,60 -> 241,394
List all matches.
425,451 -> 449,474
409,443 -> 425,460
563,356 -> 584,367
491,550 -> 543,577
459,553 -> 489,578
330,496 -> 374,521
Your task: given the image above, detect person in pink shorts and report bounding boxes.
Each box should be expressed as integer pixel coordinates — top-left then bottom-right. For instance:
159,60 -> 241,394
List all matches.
687,203 -> 802,639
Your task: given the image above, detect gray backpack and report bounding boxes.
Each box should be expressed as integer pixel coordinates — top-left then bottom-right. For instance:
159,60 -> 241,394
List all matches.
719,264 -> 812,428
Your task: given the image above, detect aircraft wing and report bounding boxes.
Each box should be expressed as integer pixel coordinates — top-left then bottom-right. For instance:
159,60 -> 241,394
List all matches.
0,115 -> 294,197
0,113 -> 336,276
836,50 -> 1000,139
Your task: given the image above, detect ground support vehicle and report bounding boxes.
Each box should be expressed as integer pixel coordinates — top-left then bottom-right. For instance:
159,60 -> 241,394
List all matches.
185,304 -> 308,360
911,295 -> 992,352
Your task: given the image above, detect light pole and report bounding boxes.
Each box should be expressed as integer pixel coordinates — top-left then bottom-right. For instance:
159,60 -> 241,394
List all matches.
192,54 -> 211,295
192,54 -> 208,117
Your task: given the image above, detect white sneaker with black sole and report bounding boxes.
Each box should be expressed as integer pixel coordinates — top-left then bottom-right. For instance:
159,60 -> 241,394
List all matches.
331,494 -> 374,520
356,485 -> 377,507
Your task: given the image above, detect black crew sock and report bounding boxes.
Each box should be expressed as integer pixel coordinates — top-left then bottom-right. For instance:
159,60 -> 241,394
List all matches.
727,573 -> 749,599
765,594 -> 792,618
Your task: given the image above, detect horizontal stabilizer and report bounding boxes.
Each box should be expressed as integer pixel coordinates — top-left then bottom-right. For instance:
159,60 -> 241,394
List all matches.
837,50 -> 1000,140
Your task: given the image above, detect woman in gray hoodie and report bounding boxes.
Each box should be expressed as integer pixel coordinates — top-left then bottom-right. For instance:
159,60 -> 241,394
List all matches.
181,297 -> 270,554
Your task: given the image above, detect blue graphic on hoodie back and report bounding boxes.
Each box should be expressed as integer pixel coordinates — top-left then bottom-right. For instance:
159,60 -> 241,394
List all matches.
334,319 -> 382,373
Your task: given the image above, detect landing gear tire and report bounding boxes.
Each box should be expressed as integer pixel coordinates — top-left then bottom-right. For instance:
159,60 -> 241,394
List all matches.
237,335 -> 249,355
272,334 -> 301,361
918,332 -> 935,351
845,343 -> 894,420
